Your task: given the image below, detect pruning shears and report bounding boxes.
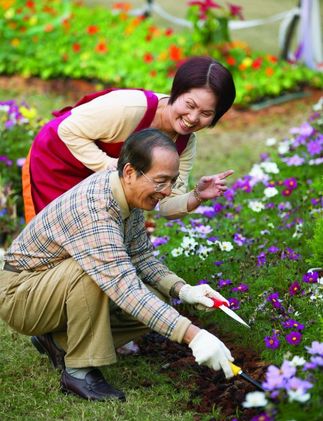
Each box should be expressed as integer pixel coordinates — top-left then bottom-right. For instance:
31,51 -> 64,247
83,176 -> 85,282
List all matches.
211,297 -> 250,328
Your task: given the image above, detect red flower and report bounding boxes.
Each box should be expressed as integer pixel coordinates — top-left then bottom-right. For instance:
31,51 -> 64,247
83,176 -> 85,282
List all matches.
252,57 -> 262,69
95,41 -> 108,54
26,1 -> 35,9
226,56 -> 236,66
228,3 -> 243,20
188,0 -> 221,20
72,43 -> 81,53
169,45 -> 183,61
282,188 -> 292,196
143,53 -> 154,63
165,28 -> 173,36
87,25 -> 99,35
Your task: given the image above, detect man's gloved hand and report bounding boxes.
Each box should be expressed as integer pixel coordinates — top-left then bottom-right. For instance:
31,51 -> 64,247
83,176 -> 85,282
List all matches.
179,284 -> 228,310
188,329 -> 234,379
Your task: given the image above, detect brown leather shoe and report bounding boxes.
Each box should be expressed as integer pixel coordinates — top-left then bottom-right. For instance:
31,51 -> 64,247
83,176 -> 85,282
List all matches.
31,334 -> 65,370
61,369 -> 126,401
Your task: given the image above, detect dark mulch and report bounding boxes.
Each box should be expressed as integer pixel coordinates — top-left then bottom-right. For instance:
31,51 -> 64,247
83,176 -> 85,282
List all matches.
138,315 -> 269,421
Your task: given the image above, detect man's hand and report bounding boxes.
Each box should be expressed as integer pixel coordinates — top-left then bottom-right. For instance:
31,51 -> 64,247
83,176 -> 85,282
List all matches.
179,284 -> 228,310
189,329 -> 234,379
196,170 -> 234,201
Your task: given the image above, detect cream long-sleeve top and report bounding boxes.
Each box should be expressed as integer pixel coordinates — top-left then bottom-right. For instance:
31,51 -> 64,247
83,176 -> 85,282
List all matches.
57,89 -> 197,219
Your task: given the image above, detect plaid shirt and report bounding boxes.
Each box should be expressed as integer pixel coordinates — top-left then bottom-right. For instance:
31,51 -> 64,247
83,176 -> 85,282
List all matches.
5,171 -> 191,342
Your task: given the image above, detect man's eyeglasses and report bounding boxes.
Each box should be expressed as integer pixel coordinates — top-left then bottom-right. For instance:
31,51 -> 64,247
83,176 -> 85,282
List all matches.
140,171 -> 183,192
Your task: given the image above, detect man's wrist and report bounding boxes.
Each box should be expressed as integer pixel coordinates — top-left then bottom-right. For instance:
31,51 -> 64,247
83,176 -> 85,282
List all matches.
169,281 -> 186,298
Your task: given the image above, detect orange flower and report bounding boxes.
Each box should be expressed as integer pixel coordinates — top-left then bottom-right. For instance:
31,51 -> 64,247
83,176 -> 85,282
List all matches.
112,2 -> 131,12
72,43 -> 81,53
265,67 -> 274,77
267,54 -> 278,63
0,0 -> 15,10
144,52 -> 154,63
87,25 -> 99,35
169,45 -> 182,61
44,23 -> 54,32
95,41 -> 108,54
150,70 -> 157,77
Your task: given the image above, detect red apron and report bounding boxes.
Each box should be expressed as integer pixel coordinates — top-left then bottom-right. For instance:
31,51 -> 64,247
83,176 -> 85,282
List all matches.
22,88 -> 190,222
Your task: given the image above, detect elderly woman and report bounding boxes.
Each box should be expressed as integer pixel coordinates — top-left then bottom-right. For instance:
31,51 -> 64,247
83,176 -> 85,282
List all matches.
23,56 -> 236,222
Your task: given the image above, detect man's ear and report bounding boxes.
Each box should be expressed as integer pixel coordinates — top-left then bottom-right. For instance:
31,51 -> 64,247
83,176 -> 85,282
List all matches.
122,163 -> 136,184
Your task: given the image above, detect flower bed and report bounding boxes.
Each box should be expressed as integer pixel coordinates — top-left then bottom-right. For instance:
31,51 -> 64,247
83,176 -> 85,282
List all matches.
0,0 -> 322,107
148,98 -> 323,419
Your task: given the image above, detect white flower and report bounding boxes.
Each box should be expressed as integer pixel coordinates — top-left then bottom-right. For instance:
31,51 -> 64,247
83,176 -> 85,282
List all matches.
248,200 -> 265,212
242,391 -> 268,408
264,187 -> 278,198
265,137 -> 277,146
278,140 -> 292,154
312,97 -> 323,111
292,222 -> 303,239
287,390 -> 311,403
171,248 -> 183,257
197,245 -> 212,259
249,164 -> 268,186
218,241 -> 233,252
289,356 -> 306,367
182,236 -> 198,250
268,222 -> 275,229
260,161 -> 279,174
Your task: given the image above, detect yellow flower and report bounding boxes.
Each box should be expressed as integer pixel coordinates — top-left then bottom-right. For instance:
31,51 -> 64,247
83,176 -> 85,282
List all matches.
20,106 -> 37,120
4,7 -> 14,19
242,57 -> 252,68
10,38 -> 20,47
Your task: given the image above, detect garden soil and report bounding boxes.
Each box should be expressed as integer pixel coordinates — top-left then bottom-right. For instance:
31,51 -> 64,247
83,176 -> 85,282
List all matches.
137,318 -> 268,421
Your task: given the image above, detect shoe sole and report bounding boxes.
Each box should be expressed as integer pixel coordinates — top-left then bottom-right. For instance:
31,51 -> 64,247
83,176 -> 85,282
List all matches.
31,336 -> 65,370
60,386 -> 126,402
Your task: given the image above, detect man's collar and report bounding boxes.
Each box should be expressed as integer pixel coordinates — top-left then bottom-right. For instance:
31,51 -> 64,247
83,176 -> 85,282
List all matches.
110,171 -> 130,220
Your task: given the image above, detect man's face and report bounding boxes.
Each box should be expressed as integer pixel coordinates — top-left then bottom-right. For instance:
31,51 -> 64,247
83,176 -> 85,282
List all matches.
127,147 -> 180,211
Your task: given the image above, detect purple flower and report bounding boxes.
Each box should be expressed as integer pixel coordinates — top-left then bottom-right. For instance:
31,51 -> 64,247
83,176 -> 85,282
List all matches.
267,292 -> 283,309
284,177 -> 297,190
307,139 -> 322,156
311,197 -> 322,206
305,341 -> 323,356
286,376 -> 313,393
257,252 -> 267,266
290,122 -> 315,137
289,281 -> 301,296
268,246 -> 279,254
285,331 -> 302,346
223,188 -> 235,201
282,319 -> 304,330
228,297 -> 240,310
281,247 -> 300,261
213,260 -> 223,266
197,279 -> 209,285
304,356 -> 323,370
218,278 -> 232,288
264,334 -> 280,349
232,283 -> 249,293
302,271 -> 319,283
151,236 -> 169,248
233,233 -> 247,246
213,203 -> 224,213
251,414 -> 273,421
263,362 -> 295,391
282,154 -> 305,166
207,236 -> 219,243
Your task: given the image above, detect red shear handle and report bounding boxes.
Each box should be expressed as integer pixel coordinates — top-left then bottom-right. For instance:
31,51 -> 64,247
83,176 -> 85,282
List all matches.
211,297 -> 229,308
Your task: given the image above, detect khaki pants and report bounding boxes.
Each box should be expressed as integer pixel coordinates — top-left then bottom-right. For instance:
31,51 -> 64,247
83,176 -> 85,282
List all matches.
0,258 -> 166,368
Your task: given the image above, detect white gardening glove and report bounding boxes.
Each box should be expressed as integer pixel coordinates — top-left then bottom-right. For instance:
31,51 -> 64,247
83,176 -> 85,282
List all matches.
179,284 -> 229,310
189,329 -> 234,379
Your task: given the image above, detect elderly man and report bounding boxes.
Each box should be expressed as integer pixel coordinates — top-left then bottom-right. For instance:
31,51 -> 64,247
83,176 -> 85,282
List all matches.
0,129 -> 234,401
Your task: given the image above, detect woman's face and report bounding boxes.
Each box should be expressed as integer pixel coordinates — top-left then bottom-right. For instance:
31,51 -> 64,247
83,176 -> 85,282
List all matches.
168,88 -> 217,135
